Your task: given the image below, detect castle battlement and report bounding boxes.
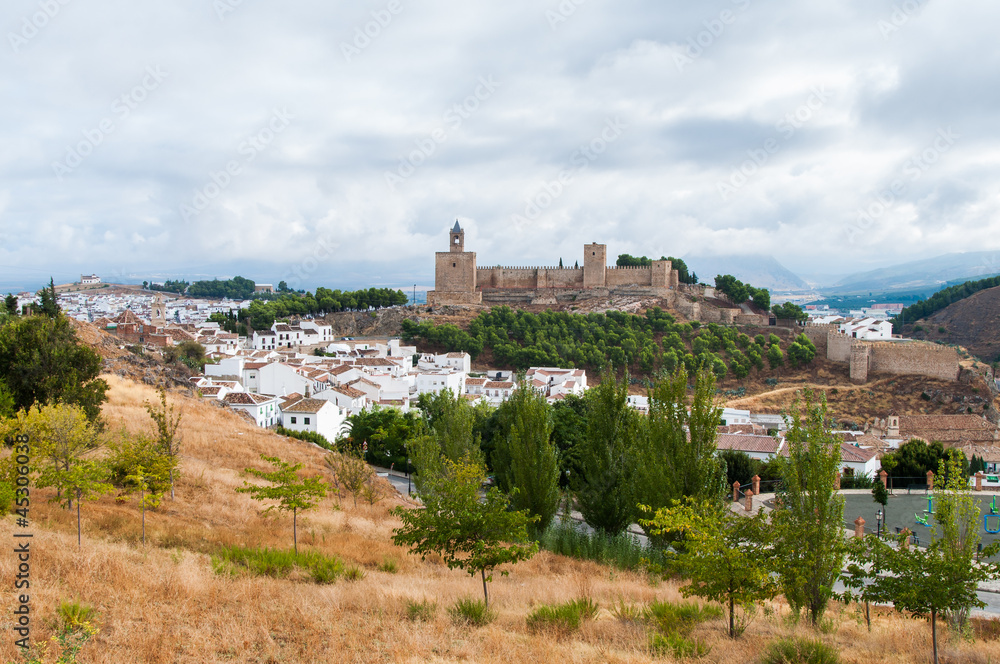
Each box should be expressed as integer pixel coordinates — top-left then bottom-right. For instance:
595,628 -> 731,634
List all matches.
427,223 -> 681,306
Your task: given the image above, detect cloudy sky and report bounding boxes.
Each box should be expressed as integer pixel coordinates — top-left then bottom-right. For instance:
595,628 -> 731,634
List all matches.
2,0 -> 999,293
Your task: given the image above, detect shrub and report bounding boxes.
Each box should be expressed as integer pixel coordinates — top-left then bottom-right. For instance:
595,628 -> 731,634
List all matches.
610,599 -> 643,625
58,600 -> 96,630
649,630 -> 711,659
378,557 -> 399,574
406,599 -> 437,622
526,598 -> 599,633
938,326 -> 947,334
644,600 -> 722,636
761,637 -> 840,664
211,545 -> 343,584
448,598 -> 495,626
344,566 -> 365,581
0,480 -> 14,517
538,521 -> 674,572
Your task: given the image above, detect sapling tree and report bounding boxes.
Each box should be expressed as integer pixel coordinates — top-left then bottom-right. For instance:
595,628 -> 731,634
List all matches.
327,450 -> 371,507
771,392 -> 846,625
392,456 -> 538,608
640,499 -> 778,638
237,454 -> 329,553
64,459 -> 113,547
872,479 -> 888,535
144,388 -> 182,500
124,463 -> 168,547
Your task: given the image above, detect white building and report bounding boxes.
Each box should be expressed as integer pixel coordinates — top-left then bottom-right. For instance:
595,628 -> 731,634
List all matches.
525,367 -> 588,399
839,443 -> 881,479
415,370 -> 466,396
257,362 -> 324,398
299,320 -> 334,345
315,385 -> 368,414
626,395 -> 649,413
839,317 -> 893,340
81,274 -> 101,285
715,434 -> 785,461
223,392 -> 279,427
252,330 -> 277,351
279,396 -> 346,442
720,408 -> 752,426
483,380 -> 515,403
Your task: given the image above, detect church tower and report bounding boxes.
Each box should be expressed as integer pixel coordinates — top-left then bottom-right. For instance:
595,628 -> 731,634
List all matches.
428,220 -> 482,305
151,292 -> 167,330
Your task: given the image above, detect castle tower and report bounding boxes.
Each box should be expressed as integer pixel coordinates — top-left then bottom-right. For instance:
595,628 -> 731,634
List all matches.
450,220 -> 465,252
150,293 -> 167,330
582,242 -> 607,289
428,220 -> 482,306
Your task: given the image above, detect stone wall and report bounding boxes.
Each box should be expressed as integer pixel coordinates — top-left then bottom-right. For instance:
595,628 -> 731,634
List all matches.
802,324 -> 835,356
435,251 -> 477,292
868,341 -> 960,382
605,265 -> 654,287
828,331 -> 853,363
583,243 -> 607,288
427,290 -> 482,306
850,344 -> 870,383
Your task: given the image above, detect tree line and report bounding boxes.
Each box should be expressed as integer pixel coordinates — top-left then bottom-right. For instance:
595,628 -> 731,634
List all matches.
615,254 -> 699,284
402,306 -> 817,380
896,274 -> 1000,331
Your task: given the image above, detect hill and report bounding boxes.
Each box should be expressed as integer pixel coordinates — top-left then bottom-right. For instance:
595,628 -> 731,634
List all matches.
828,251 -> 1000,295
683,254 -> 809,291
908,284 -> 1000,363
2,376 -> 997,663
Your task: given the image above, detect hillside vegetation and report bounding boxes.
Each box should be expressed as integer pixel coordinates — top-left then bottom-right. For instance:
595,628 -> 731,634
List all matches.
906,284 -> 1000,364
3,376 -> 998,663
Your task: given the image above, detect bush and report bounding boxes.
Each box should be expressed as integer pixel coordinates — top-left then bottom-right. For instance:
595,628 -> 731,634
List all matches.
526,598 -> 599,633
406,599 -> 437,622
0,480 -> 14,517
377,557 -> 399,574
58,600 -> 96,630
761,637 -> 840,664
538,521 -> 674,572
211,545 -> 343,584
648,630 -> 711,658
644,600 -> 722,635
448,598 -> 495,626
344,566 -> 365,581
275,426 -> 334,451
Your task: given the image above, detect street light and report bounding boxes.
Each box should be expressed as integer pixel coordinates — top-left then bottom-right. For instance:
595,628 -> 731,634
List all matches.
876,508 -> 883,538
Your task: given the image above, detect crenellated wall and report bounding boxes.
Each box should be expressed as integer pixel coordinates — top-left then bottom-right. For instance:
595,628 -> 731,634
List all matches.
605,265 -> 654,286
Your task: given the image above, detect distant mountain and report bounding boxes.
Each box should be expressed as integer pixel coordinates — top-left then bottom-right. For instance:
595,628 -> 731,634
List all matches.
828,251 -> 1000,295
682,254 -> 809,291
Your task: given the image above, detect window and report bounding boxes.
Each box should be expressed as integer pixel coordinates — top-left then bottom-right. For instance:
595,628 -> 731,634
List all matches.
290,416 -> 297,424
452,263 -> 456,268
304,417 -> 310,425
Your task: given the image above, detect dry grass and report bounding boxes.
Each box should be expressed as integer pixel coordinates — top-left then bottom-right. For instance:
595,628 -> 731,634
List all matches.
0,375 -> 995,662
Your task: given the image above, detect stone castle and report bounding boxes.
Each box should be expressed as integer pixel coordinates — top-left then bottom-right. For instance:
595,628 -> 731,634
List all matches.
428,221 -> 681,306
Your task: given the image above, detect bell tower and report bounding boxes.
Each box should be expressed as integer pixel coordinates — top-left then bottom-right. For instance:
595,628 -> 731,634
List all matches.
450,220 -> 465,252
151,292 -> 167,330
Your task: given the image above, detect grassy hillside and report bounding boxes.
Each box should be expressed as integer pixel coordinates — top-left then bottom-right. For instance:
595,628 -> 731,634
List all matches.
2,376 -> 999,662
906,284 -> 1000,364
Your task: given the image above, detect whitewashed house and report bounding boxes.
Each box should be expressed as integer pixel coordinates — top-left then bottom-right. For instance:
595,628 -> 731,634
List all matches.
839,317 -> 893,340
299,320 -> 334,344
415,370 -> 465,396
315,385 -> 368,414
223,392 -> 279,427
840,443 -> 881,479
252,330 -> 277,350
257,362 -> 323,397
279,397 -> 346,442
715,434 -> 785,461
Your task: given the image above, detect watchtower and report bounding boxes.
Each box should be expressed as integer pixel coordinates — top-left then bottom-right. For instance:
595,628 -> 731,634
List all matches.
450,221 -> 465,252
583,242 -> 607,288
428,220 -> 482,305
150,293 -> 167,330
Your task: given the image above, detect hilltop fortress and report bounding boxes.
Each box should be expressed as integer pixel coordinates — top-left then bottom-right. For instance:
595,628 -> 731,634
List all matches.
429,221 -> 688,307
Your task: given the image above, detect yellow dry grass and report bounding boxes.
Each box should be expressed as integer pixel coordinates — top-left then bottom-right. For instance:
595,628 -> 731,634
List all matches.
1,375 -> 997,663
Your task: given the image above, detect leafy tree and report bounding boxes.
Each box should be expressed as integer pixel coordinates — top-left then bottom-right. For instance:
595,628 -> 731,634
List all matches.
0,315 -> 108,421
636,366 -> 725,542
3,293 -> 18,316
0,380 -> 15,419
392,457 -> 538,608
574,370 -> 642,535
771,393 -> 846,625
2,404 -> 101,509
550,393 -> 588,486
236,454 -> 329,553
145,389 -> 182,500
641,499 -> 778,638
842,524 -> 1000,664
64,460 -> 113,547
493,383 -> 560,535
176,341 -> 207,372
750,288 -> 771,312
326,449 -> 371,508
772,302 -> 809,322
872,479 -> 888,532
123,463 -> 168,546
410,389 -> 481,493
106,431 -> 175,498
879,439 -> 947,481
720,450 -> 760,489
787,337 -> 816,369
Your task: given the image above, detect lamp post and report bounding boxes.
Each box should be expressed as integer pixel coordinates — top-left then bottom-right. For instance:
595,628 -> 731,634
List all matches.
876,508 -> 883,538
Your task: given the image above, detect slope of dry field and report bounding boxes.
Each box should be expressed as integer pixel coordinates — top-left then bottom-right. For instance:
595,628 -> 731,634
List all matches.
1,377 -> 997,663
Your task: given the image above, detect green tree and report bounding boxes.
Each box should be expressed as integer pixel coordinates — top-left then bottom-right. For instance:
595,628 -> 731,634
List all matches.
872,479 -> 888,533
720,450 -> 761,489
144,389 -> 182,500
494,384 -> 560,535
574,370 -> 641,535
326,449 -> 372,508
3,404 -> 100,509
106,431 -> 175,498
0,315 -> 108,421
771,393 -> 846,625
410,389 -> 481,493
37,277 -> 60,317
842,530 -> 1000,664
392,457 -> 538,608
123,463 -> 168,546
641,499 -> 778,638
879,439 -> 946,480
176,340 -> 207,372
772,302 -> 809,322
236,454 -> 329,553
3,293 -> 18,316
637,366 -> 725,542
0,380 -> 15,419
767,344 -> 784,376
